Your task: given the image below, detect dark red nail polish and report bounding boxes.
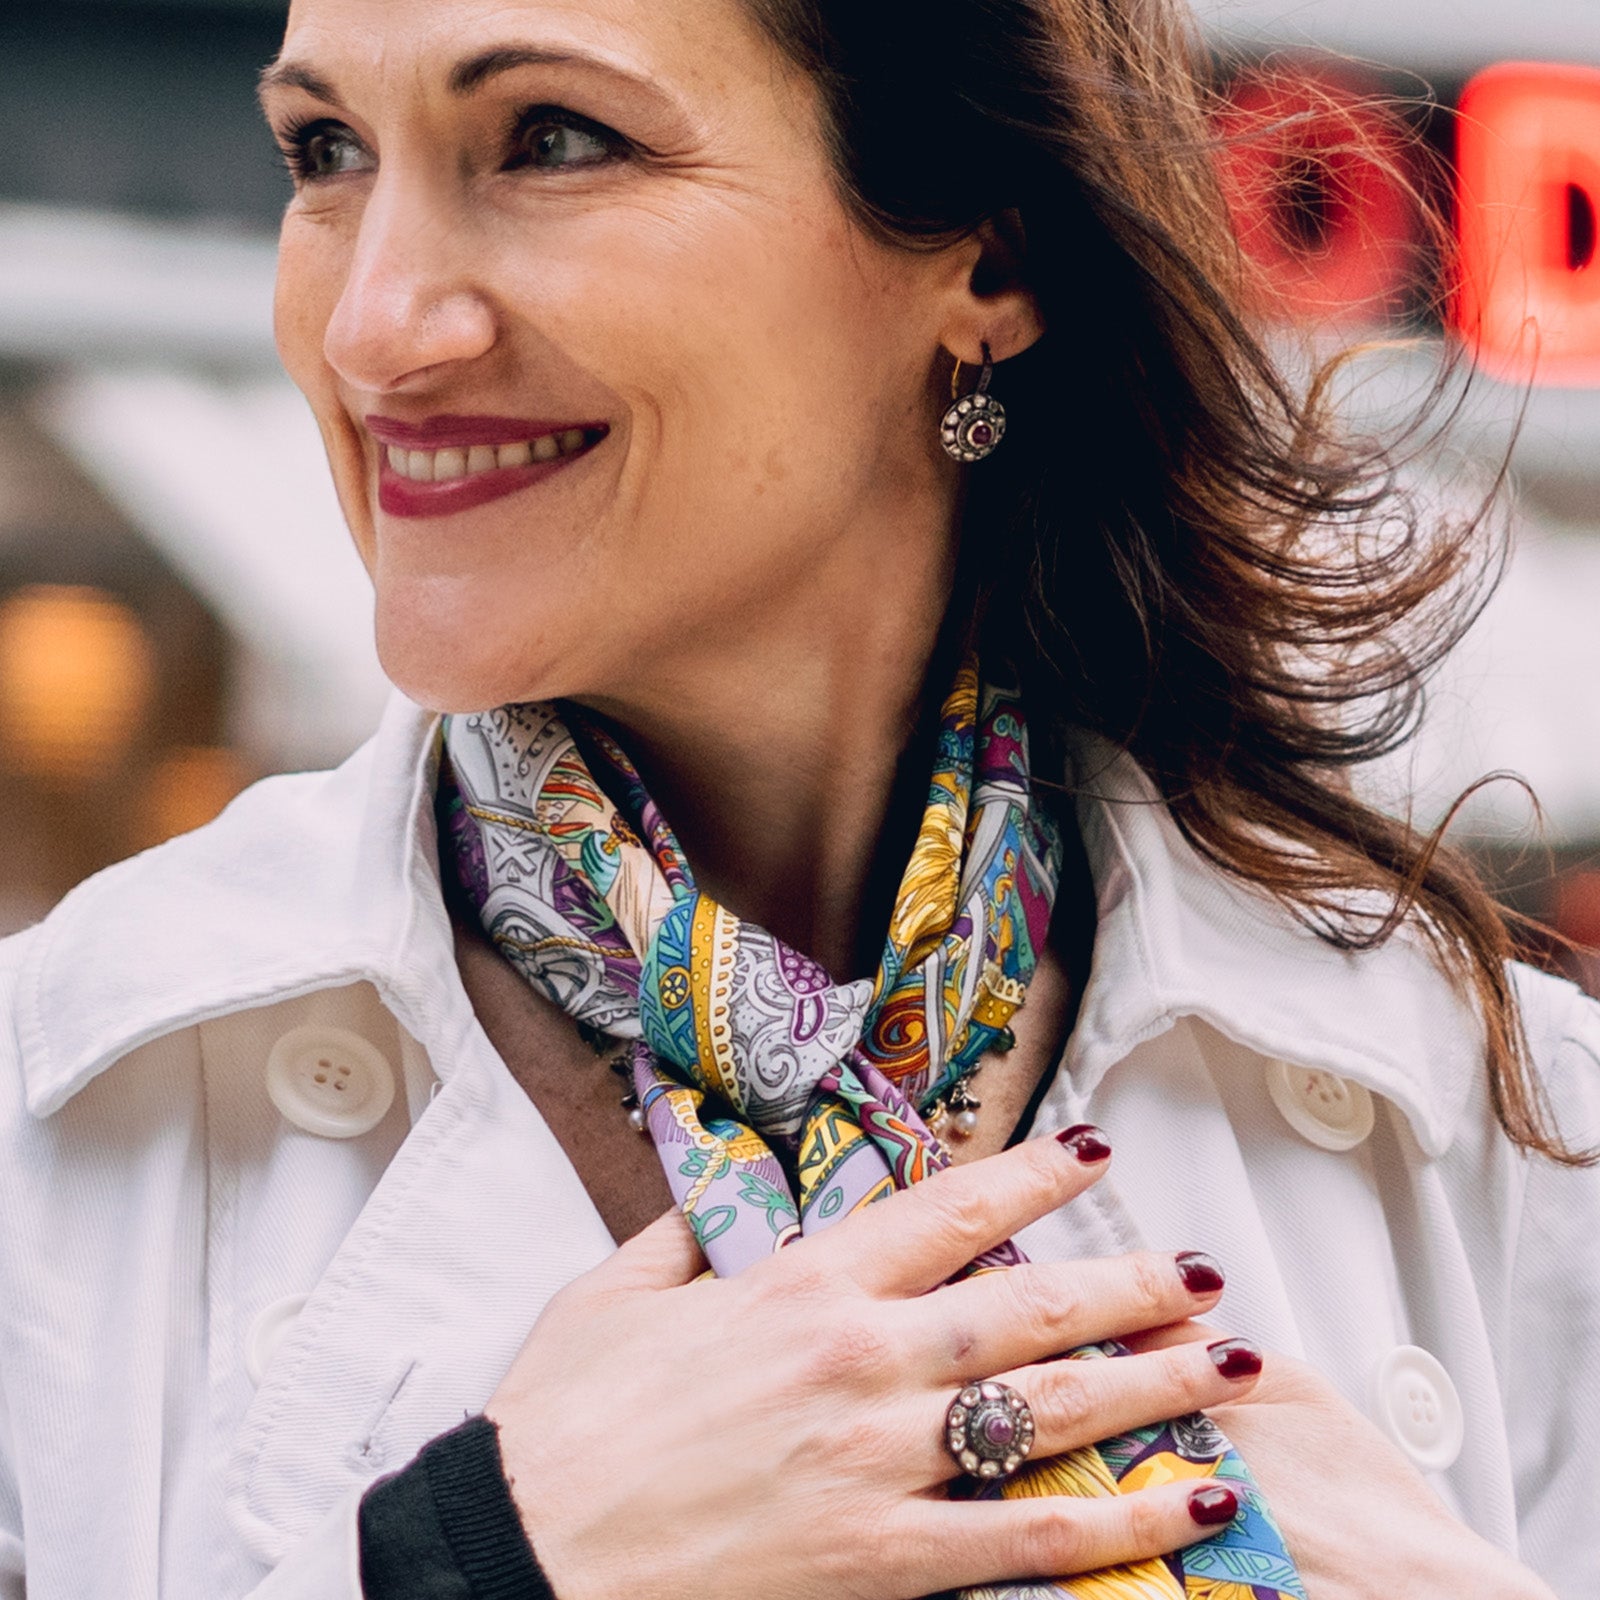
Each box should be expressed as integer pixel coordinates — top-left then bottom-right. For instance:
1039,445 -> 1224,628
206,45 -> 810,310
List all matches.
1055,1124 -> 1111,1162
1188,1483 -> 1240,1527
1207,1338 -> 1264,1381
1176,1252 -> 1225,1295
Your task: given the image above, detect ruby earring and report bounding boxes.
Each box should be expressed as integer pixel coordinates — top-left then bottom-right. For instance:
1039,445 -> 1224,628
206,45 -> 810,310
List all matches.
940,342 -> 1007,463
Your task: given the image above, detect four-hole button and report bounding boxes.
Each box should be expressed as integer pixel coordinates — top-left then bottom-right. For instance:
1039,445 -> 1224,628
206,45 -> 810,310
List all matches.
1369,1345 -> 1464,1472
265,1025 -> 396,1139
1265,1060 -> 1376,1152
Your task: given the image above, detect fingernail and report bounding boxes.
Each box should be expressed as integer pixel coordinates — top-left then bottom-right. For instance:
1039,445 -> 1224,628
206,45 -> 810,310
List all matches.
1187,1483 -> 1240,1527
1055,1124 -> 1111,1162
1176,1251 -> 1225,1295
1207,1338 -> 1264,1381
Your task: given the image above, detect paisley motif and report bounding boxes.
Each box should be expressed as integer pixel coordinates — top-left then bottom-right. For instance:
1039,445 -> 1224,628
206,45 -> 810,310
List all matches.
438,658 -> 1305,1600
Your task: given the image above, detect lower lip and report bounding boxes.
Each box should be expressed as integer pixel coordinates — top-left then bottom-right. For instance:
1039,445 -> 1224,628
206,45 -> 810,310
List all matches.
376,439 -> 600,519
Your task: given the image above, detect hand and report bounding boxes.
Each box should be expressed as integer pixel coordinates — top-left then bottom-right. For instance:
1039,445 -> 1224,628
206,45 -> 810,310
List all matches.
485,1129 -> 1268,1600
1127,1325 -> 1558,1600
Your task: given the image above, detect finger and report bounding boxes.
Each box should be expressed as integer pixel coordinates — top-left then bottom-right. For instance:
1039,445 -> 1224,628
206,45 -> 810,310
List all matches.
996,1337 -> 1264,1465
909,1250 -> 1227,1382
911,1336 -> 1262,1484
892,1477 -> 1244,1595
807,1125 -> 1113,1298
590,1207 -> 707,1293
1119,1318 -> 1217,1355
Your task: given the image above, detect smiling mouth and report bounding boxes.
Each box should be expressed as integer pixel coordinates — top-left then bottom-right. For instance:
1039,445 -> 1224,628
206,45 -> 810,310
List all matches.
383,428 -> 605,483
368,417 -> 610,520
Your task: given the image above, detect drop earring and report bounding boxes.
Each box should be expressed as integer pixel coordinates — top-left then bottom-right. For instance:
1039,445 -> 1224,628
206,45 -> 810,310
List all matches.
940,341 -> 1007,463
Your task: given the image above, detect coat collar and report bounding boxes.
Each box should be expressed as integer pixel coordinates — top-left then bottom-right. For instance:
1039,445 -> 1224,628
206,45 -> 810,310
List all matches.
12,695 -> 1479,1155
1061,740 -> 1481,1157
13,691 -> 458,1120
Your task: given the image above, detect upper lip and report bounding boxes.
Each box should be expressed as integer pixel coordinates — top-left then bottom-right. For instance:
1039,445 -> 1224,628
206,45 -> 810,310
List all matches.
364,414 -> 608,450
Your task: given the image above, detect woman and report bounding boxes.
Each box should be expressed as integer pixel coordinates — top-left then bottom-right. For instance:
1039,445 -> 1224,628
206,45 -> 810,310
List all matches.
0,0 -> 1595,1595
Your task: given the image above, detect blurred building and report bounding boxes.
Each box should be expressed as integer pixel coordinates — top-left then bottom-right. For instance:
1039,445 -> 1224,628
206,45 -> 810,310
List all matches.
3,0 -> 1600,970
0,0 -> 384,930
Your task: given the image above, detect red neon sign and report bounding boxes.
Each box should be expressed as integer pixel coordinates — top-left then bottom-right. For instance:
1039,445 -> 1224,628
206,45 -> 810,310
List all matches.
1214,65 -> 1420,327
1454,62 -> 1600,385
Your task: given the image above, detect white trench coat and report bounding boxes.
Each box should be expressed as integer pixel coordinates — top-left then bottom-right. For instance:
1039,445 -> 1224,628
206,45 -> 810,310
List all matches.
1,693 -> 1597,1599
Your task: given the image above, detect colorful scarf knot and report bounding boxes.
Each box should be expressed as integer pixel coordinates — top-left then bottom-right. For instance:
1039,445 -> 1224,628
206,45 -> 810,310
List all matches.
439,660 -> 1305,1600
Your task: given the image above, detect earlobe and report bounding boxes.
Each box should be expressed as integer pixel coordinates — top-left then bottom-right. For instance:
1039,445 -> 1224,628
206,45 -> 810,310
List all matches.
945,209 -> 1046,364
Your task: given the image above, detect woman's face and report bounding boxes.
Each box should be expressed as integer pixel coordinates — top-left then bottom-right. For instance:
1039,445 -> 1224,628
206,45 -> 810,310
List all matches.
267,0 -> 977,713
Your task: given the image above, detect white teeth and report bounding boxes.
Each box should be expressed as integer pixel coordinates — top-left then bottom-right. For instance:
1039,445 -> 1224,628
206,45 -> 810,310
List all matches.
384,430 -> 595,482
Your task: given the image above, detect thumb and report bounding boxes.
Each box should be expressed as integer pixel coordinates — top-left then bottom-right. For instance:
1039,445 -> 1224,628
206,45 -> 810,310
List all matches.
596,1206 -> 709,1293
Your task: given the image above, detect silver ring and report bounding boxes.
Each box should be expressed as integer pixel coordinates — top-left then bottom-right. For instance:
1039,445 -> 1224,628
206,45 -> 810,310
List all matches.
944,1380 -> 1036,1479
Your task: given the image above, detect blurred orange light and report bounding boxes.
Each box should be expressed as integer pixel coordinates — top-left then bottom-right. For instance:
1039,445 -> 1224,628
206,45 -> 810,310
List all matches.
135,746 -> 252,849
1455,62 -> 1600,385
0,584 -> 157,783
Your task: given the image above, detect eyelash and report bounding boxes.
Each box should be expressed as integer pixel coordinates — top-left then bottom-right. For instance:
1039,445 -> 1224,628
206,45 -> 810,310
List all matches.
273,105 -> 634,185
274,116 -> 360,183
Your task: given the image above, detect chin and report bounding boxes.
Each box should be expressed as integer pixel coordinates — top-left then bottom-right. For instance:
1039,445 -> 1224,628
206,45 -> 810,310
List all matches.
374,602 -> 572,716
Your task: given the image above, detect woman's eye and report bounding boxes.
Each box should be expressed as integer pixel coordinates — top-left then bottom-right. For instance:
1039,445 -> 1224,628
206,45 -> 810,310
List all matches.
280,121 -> 372,183
512,112 -> 626,172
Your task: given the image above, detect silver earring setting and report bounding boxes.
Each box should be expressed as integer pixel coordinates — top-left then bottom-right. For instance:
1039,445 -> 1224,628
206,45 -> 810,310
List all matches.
940,342 -> 1007,463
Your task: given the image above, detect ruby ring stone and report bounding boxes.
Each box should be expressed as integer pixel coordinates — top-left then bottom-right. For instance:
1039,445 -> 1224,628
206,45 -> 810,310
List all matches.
945,1380 -> 1036,1479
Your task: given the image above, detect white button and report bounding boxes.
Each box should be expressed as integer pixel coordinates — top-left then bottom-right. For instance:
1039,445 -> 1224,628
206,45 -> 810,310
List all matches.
1266,1060 -> 1375,1151
1370,1345 -> 1464,1472
245,1294 -> 309,1386
266,1025 -> 396,1138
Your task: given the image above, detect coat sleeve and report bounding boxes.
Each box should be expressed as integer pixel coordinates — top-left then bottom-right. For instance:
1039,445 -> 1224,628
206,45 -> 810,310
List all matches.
1505,987 -> 1600,1598
238,1489 -> 365,1598
237,1417 -> 552,1600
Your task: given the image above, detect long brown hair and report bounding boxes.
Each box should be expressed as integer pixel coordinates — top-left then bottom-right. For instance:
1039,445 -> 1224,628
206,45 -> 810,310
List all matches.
746,0 -> 1590,1163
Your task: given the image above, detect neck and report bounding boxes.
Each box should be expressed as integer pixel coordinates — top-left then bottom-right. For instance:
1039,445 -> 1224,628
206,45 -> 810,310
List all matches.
578,536 -> 961,980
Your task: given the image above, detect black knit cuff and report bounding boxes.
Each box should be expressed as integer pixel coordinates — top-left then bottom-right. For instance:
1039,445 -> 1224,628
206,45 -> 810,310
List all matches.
359,1414 -> 556,1599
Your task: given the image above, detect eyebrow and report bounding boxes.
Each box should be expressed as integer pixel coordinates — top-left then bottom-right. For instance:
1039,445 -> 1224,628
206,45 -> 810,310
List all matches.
258,46 -> 664,110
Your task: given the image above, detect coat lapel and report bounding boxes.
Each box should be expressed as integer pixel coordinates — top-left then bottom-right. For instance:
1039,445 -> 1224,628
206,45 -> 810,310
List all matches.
220,1022 -> 616,1564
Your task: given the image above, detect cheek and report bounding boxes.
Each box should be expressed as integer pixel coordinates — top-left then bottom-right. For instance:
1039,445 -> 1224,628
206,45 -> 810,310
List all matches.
273,218 -> 344,395
275,217 -> 377,561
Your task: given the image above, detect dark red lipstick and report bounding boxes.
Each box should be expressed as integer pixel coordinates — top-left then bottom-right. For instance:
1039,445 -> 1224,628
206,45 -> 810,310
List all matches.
368,414 -> 610,519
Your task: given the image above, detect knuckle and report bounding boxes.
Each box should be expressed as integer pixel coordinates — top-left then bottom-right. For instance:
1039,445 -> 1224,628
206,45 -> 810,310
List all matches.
1022,1502 -> 1090,1574
1127,1251 -> 1176,1319
918,1173 -> 1001,1255
1122,1489 -> 1173,1554
807,1310 -> 896,1387
1168,1348 -> 1221,1411
1035,1361 -> 1097,1441
1003,1266 -> 1076,1346
759,1251 -> 833,1307
1019,1133 -> 1079,1198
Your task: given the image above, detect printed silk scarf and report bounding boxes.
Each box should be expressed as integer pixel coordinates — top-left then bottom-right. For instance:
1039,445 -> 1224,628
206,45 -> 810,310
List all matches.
438,660 -> 1305,1600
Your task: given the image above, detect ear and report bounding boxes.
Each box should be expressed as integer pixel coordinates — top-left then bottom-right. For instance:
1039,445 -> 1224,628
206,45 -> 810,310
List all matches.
940,209 -> 1045,365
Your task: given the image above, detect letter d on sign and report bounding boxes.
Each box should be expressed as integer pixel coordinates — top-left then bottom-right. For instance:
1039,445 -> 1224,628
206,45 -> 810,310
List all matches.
1455,63 -> 1600,385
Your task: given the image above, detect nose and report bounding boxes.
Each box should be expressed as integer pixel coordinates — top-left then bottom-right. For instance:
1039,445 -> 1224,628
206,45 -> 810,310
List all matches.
320,177 -> 497,393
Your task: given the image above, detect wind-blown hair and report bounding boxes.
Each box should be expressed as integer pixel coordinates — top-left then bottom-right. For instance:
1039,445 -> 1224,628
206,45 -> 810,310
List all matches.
746,0 -> 1585,1162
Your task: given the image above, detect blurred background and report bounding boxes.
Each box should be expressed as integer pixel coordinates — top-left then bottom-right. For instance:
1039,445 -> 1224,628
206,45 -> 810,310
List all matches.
3,0 -> 1600,985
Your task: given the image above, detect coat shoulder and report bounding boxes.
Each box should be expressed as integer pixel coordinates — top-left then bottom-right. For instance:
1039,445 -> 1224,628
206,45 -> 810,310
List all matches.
1511,961 -> 1600,1151
0,734 -> 414,1124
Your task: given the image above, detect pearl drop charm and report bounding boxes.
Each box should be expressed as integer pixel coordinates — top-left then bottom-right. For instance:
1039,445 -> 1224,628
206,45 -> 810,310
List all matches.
627,1105 -> 647,1134
953,1108 -> 980,1136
